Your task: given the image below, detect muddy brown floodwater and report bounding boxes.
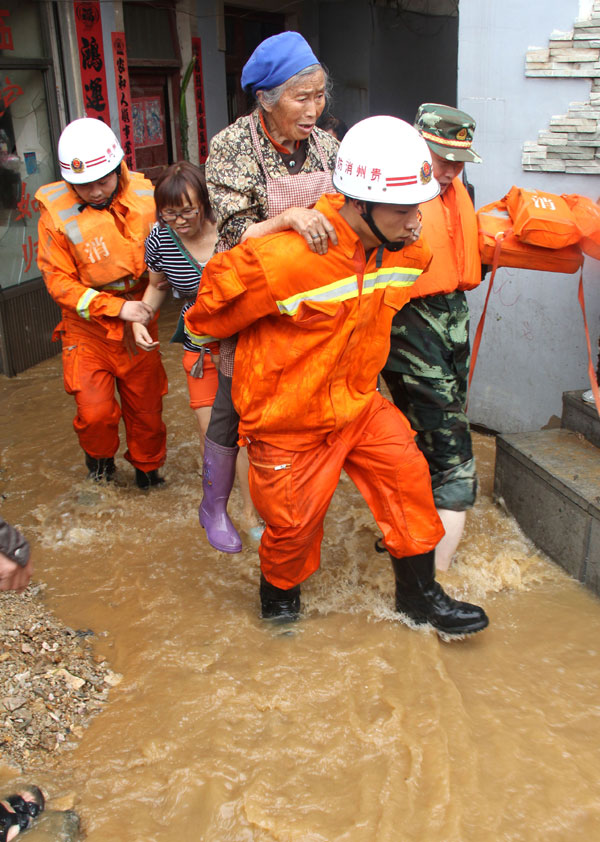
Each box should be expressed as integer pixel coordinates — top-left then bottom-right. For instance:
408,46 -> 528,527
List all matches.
1,300 -> 599,842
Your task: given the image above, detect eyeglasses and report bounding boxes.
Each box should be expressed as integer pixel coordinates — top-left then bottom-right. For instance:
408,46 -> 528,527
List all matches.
160,207 -> 200,222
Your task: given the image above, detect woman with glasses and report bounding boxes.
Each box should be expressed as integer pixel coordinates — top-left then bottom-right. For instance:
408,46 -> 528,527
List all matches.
132,162 -> 218,458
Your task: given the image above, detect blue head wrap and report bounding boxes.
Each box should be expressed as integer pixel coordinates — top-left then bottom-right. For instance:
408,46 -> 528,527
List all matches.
241,31 -> 320,96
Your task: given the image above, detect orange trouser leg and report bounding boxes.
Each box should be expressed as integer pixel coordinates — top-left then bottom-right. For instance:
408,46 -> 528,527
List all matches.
248,437 -> 345,589
248,393 -> 444,590
64,338 -> 122,459
341,393 -> 444,557
115,346 -> 168,471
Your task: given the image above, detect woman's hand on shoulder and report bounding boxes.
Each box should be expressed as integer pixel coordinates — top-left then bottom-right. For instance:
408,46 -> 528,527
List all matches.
281,207 -> 338,255
131,321 -> 159,350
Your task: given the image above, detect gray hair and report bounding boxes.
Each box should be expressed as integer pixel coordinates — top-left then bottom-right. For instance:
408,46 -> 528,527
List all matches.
257,64 -> 332,109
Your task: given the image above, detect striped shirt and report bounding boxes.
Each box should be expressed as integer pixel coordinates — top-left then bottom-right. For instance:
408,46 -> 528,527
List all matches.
145,223 -> 207,352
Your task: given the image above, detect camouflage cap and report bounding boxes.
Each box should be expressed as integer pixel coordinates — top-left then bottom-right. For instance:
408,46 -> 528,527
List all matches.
414,103 -> 482,164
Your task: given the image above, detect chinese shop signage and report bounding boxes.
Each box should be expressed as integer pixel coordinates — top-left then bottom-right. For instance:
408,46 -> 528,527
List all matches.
191,38 -> 207,163
74,1 -> 108,119
111,32 -> 135,170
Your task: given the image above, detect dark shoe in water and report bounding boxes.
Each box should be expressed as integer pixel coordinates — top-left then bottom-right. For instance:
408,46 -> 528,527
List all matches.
0,785 -> 45,841
85,453 -> 115,482
391,551 -> 488,636
135,468 -> 165,490
260,574 -> 301,623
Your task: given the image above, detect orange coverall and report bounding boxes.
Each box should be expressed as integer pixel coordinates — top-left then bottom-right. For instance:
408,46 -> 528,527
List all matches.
35,166 -> 167,471
408,177 -> 481,298
186,193 -> 444,587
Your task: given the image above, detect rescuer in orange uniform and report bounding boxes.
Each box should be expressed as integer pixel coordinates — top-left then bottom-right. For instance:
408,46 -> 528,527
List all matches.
36,118 -> 167,488
186,117 -> 489,637
382,104 -> 483,571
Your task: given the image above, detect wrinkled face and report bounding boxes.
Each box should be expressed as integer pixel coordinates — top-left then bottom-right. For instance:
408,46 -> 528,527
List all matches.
73,172 -> 118,205
159,187 -> 204,238
370,202 -> 421,244
430,150 -> 464,195
260,69 -> 326,144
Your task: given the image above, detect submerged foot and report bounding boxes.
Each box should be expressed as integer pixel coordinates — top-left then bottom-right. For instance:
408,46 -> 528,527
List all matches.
0,785 -> 45,841
135,469 -> 165,490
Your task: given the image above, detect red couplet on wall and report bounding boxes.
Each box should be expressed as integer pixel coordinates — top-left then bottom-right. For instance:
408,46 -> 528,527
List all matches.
74,1 -> 109,121
111,32 -> 136,171
191,37 -> 208,163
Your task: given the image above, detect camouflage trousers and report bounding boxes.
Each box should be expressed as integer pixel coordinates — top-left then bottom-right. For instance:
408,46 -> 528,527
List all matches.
382,291 -> 477,511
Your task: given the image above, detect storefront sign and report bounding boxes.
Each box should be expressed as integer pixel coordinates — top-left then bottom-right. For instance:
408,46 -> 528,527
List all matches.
191,37 -> 208,163
74,1 -> 108,119
111,32 -> 136,170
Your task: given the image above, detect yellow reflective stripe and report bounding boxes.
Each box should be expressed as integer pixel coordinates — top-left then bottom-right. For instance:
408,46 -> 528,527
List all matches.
76,288 -> 100,320
362,267 -> 422,293
277,274 -> 359,316
102,279 -> 128,291
276,266 -> 423,315
184,326 -> 218,348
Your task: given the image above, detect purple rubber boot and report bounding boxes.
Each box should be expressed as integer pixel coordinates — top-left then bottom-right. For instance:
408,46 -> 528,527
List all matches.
199,437 -> 242,553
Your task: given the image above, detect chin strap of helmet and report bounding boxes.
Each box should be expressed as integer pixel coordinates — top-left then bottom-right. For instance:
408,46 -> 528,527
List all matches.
78,163 -> 122,212
360,201 -> 405,252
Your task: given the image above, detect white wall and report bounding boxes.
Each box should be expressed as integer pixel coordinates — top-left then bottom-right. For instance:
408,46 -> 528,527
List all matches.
459,0 -> 600,432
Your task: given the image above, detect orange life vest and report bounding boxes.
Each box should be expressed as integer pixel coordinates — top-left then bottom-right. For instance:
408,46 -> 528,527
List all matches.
562,193 -> 600,260
505,186 -> 580,250
35,165 -> 155,288
409,177 -> 481,298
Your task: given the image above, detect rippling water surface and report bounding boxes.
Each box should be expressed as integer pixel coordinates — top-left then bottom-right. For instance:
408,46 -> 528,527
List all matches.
1,303 -> 599,841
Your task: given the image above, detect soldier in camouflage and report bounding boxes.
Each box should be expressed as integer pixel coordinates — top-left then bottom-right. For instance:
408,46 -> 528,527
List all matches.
382,103 -> 483,570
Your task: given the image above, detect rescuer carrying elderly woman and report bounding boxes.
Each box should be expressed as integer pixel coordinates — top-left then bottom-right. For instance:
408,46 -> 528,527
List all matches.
35,118 -> 167,489
185,116 -> 489,637
188,30 -> 339,553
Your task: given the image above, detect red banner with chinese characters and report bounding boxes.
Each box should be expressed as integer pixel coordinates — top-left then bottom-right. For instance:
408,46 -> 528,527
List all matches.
74,1 -> 109,120
191,37 -> 208,163
111,32 -> 136,171
0,9 -> 14,50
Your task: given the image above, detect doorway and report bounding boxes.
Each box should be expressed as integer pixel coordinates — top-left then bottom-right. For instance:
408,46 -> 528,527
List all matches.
224,5 -> 285,125
129,71 -> 175,182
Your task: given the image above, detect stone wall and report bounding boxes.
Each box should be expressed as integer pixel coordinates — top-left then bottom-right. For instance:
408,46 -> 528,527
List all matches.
523,0 -> 600,174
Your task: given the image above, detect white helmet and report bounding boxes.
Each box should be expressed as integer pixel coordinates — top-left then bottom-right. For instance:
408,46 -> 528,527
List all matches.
333,115 -> 439,205
58,117 -> 124,184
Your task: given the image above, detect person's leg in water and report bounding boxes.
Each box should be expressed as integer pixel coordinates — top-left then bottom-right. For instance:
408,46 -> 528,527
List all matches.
183,349 -> 219,461
201,370 -> 263,552
382,293 -> 476,571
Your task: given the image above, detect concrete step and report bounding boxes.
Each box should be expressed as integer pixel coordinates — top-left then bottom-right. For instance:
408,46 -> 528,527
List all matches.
494,429 -> 600,595
562,389 -> 600,448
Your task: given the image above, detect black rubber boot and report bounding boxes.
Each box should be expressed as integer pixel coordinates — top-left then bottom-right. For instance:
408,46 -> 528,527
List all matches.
135,468 -> 165,490
260,574 -> 301,622
0,785 -> 45,840
391,550 -> 489,636
85,453 -> 115,482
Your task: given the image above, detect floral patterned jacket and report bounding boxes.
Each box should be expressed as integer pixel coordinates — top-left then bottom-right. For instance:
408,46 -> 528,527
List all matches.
205,110 -> 339,252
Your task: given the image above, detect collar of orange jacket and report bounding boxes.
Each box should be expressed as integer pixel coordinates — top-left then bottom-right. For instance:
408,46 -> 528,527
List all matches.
65,161 -> 132,204
313,192 -> 367,259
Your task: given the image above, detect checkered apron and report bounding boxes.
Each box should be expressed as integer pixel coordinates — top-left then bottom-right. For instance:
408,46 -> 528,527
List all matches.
219,116 -> 335,375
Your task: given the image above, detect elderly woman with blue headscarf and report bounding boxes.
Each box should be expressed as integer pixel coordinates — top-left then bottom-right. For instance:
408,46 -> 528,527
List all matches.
193,31 -> 339,555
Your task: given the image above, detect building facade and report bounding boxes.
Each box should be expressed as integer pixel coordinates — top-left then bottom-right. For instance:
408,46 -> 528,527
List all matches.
0,0 -> 598,436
